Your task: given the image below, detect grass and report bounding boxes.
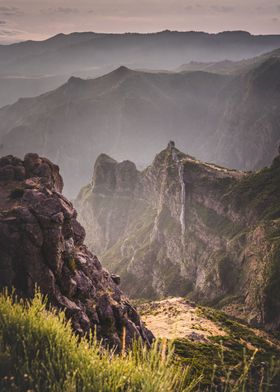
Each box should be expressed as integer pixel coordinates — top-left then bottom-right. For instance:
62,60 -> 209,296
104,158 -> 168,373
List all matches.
193,201 -> 243,239
225,162 -> 280,220
191,307 -> 280,390
1,290 -> 280,391
0,290 -> 198,392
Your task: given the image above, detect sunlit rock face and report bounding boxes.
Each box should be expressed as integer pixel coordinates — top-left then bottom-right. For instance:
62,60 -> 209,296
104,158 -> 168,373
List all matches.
76,143 -> 280,332
0,153 -> 153,349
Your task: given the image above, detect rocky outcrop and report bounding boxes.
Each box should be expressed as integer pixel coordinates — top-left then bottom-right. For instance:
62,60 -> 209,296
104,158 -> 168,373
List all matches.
76,143 -> 280,332
0,153 -> 153,349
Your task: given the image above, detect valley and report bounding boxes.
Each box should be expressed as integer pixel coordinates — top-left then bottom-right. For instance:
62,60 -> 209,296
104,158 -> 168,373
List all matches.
0,24 -> 280,391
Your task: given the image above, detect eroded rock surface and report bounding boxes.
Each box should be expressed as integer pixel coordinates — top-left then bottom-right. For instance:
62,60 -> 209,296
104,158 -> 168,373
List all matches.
76,144 -> 280,332
0,153 -> 153,349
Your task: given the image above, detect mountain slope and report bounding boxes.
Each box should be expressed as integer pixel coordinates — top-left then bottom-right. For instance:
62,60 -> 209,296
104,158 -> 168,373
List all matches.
203,57 -> 280,170
1,30 -> 280,108
178,47 -> 280,74
1,55 -> 280,196
137,298 -> 280,390
0,67 -> 229,195
76,143 -> 280,332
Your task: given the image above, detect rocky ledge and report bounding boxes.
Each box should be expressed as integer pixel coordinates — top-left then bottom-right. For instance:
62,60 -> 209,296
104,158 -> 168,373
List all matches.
0,153 -> 153,349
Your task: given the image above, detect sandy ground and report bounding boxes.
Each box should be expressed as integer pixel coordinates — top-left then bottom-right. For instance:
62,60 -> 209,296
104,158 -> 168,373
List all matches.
138,297 -> 226,342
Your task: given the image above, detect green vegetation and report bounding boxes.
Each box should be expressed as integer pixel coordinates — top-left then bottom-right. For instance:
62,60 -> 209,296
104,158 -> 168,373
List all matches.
193,201 -> 242,239
0,290 -> 197,392
226,161 -> 280,220
67,257 -> 77,272
174,306 -> 280,391
1,291 -> 280,391
262,238 -> 280,324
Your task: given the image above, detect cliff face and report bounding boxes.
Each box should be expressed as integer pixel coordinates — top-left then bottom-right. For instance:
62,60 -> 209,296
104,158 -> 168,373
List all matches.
76,143 -> 280,331
0,153 -> 153,349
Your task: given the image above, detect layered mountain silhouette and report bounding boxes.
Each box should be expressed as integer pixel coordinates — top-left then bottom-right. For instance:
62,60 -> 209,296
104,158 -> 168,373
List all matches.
76,143 -> 280,332
2,31 -> 280,77
178,47 -> 280,74
1,30 -> 280,107
0,49 -> 280,195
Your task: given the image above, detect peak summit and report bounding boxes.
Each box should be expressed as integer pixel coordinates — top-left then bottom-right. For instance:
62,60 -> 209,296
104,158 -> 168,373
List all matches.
110,65 -> 132,78
115,65 -> 130,72
67,76 -> 84,84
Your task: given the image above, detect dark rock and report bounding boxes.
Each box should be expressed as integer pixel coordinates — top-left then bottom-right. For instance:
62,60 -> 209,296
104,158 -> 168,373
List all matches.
0,165 -> 16,181
24,153 -> 63,192
111,274 -> 121,285
72,219 -> 86,245
0,154 -> 153,349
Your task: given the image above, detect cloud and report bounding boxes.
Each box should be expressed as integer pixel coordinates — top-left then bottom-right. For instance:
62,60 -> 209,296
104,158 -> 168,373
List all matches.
0,29 -> 21,36
0,6 -> 22,16
41,7 -> 79,16
0,20 -> 6,25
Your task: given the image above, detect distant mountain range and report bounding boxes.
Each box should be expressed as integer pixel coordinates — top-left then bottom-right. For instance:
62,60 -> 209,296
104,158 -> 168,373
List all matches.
1,30 -> 280,107
178,47 -> 280,74
2,30 -> 280,77
0,47 -> 280,195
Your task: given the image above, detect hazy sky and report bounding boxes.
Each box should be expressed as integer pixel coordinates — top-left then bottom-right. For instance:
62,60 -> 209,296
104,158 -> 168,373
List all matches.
0,0 -> 280,43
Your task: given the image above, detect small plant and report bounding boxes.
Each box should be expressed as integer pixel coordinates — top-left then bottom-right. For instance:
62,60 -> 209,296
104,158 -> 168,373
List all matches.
68,257 -> 77,272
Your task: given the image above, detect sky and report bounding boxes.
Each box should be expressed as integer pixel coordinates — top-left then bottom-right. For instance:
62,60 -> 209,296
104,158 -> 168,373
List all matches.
0,0 -> 280,44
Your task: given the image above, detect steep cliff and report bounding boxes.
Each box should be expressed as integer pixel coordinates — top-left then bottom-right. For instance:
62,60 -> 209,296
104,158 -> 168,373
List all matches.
0,153 -> 153,349
76,143 -> 280,331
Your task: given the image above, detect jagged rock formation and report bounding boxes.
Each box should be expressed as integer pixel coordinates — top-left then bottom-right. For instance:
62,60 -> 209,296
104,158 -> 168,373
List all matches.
76,143 -> 280,332
0,153 -> 153,349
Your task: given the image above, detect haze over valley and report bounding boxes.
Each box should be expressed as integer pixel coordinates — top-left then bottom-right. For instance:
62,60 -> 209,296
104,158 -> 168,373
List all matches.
1,42 -> 280,196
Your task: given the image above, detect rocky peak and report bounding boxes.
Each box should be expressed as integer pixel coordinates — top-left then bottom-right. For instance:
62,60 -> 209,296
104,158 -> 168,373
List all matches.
77,146 -> 280,332
92,153 -> 138,195
0,153 -> 63,193
91,154 -> 118,193
0,154 -> 153,349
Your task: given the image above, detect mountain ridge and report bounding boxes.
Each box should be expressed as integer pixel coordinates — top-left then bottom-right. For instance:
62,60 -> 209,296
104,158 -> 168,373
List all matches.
76,143 -> 280,332
1,54 -> 280,196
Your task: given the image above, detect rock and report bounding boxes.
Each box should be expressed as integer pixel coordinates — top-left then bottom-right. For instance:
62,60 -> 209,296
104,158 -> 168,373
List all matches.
24,153 -> 63,192
76,144 -> 280,332
111,274 -> 121,285
0,154 -> 153,349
